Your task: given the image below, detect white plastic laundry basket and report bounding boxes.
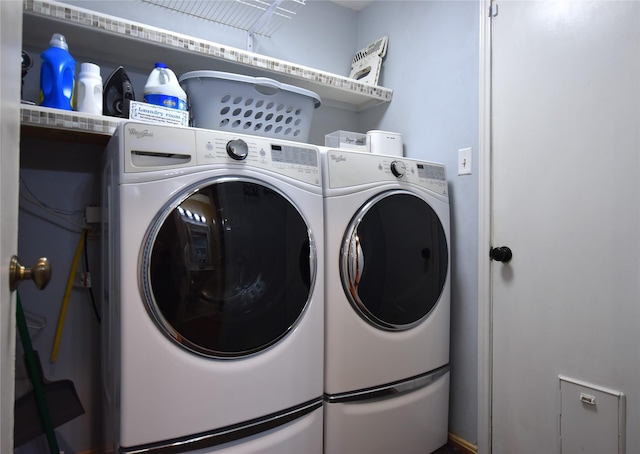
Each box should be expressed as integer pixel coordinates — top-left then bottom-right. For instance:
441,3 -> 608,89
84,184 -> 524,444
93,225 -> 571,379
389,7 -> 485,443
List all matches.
179,70 -> 321,142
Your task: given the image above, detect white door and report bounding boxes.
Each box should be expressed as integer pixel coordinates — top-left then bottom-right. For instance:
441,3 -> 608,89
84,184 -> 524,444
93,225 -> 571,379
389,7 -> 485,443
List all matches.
0,0 -> 23,450
489,1 -> 640,453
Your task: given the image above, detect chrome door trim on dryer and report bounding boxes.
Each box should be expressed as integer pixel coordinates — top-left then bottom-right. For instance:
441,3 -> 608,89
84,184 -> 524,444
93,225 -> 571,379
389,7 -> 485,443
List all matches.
341,189 -> 448,331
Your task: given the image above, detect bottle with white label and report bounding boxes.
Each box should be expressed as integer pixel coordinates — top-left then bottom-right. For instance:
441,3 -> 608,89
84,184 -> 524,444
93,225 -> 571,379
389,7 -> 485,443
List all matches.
76,62 -> 103,115
143,62 -> 187,110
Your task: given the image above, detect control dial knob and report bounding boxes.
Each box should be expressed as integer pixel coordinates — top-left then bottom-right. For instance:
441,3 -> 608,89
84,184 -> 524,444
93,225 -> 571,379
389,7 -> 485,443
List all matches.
390,160 -> 407,177
226,139 -> 249,160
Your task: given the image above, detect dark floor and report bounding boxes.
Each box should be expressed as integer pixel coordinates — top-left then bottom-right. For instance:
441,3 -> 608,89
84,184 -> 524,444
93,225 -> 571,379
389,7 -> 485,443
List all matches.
433,443 -> 463,454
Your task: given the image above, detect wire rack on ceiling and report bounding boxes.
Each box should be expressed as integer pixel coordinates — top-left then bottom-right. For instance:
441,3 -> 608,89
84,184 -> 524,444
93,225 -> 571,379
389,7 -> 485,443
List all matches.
140,0 -> 306,39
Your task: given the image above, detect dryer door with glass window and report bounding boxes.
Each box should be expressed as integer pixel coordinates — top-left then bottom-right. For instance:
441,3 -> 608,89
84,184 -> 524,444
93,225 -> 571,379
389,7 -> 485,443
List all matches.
140,177 -> 315,359
341,190 -> 448,331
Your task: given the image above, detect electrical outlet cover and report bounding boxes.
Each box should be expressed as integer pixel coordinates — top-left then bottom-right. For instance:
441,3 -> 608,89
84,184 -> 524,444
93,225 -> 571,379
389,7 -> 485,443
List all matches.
458,147 -> 472,175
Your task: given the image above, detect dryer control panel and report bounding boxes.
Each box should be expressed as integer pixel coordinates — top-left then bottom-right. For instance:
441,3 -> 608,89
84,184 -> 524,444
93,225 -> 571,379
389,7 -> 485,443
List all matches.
324,149 -> 448,197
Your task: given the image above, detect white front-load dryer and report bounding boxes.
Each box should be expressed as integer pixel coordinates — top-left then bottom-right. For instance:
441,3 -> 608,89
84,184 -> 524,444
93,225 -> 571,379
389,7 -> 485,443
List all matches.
321,149 -> 450,454
101,122 -> 324,453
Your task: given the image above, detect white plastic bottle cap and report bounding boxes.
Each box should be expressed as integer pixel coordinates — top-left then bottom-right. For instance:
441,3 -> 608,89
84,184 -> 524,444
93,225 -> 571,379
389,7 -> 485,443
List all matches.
80,62 -> 100,75
49,33 -> 69,51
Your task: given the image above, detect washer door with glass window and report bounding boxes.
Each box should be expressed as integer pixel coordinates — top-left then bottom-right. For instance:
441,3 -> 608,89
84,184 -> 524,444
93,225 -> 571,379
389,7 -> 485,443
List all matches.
341,190 -> 448,331
140,177 -> 315,359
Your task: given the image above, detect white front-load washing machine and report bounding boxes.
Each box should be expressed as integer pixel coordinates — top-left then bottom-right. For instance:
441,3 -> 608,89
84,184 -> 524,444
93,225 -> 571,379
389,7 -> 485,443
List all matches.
101,121 -> 324,453
321,149 -> 450,454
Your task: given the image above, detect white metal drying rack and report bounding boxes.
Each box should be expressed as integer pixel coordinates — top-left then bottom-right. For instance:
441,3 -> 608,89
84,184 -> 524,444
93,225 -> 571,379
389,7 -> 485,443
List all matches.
140,0 -> 305,51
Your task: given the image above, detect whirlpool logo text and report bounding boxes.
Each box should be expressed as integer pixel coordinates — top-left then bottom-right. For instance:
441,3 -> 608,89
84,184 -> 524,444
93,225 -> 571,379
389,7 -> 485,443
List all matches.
128,128 -> 154,139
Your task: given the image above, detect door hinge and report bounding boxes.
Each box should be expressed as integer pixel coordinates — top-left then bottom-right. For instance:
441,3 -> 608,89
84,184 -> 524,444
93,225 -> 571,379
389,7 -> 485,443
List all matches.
490,1 -> 499,17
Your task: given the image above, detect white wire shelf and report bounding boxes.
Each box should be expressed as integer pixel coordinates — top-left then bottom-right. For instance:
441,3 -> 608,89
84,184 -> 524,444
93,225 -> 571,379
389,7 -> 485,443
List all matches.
140,0 -> 305,38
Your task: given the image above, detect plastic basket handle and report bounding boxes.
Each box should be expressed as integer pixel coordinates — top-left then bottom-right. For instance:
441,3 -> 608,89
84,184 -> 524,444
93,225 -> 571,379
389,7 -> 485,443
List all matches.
253,77 -> 283,96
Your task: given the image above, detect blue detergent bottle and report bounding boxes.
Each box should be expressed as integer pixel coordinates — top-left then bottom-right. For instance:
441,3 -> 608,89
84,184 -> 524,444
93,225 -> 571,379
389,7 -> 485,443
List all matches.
40,33 -> 76,110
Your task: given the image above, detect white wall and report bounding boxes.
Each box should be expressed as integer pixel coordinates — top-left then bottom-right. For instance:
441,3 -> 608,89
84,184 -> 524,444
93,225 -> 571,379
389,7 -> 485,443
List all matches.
17,1 -> 480,451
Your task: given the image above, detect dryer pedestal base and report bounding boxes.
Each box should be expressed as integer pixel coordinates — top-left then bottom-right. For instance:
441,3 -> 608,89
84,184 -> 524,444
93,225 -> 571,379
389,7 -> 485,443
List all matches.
324,371 -> 449,454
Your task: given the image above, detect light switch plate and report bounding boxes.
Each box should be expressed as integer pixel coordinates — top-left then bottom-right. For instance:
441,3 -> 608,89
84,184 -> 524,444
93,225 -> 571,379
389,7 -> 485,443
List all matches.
458,147 -> 472,175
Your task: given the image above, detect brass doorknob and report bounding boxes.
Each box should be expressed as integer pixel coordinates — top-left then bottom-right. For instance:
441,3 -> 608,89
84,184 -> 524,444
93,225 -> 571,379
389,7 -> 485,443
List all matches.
9,256 -> 51,291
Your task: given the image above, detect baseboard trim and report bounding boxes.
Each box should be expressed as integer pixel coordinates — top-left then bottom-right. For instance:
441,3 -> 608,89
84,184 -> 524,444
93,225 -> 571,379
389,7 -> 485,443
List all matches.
448,432 -> 478,454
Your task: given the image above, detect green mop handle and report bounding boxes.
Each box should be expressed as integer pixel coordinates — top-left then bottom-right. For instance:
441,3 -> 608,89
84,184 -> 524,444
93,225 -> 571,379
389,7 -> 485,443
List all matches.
16,292 -> 59,454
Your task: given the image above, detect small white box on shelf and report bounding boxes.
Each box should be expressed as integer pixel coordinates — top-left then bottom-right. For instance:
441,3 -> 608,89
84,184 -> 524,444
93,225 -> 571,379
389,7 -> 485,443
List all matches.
367,130 -> 403,156
325,130 -> 368,151
129,101 -> 189,127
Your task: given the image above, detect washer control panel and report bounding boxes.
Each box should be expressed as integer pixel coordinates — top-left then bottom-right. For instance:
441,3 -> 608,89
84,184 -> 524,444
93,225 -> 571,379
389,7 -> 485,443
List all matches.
194,131 -> 320,186
121,122 -> 320,187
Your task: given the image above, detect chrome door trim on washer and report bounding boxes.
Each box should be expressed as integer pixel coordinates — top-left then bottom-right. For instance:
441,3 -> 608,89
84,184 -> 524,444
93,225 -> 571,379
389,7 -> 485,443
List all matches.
139,175 -> 317,359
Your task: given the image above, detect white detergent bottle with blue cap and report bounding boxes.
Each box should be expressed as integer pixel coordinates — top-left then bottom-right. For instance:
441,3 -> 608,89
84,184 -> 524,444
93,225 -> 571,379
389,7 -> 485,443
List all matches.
143,62 -> 187,110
